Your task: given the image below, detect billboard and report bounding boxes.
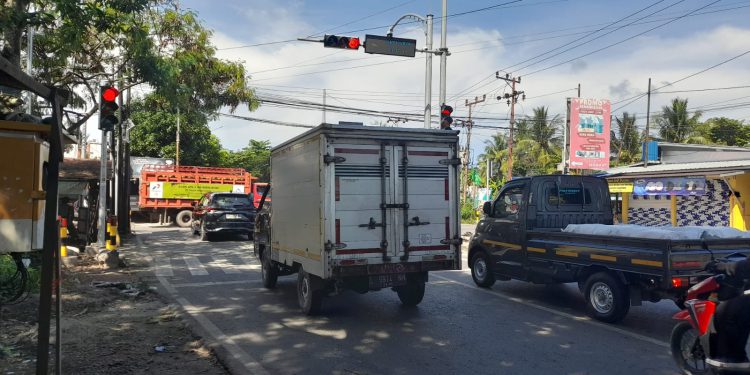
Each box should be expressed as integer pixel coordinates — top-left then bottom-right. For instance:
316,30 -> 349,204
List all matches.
568,98 -> 611,170
632,176 -> 706,196
148,182 -> 245,199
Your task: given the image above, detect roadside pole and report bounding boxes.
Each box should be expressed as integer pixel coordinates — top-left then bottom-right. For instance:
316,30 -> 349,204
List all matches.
98,130 -> 107,246
438,0 -> 448,107
424,14 -> 433,129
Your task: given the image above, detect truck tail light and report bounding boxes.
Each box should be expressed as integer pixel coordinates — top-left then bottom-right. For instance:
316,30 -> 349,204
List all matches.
672,277 -> 689,288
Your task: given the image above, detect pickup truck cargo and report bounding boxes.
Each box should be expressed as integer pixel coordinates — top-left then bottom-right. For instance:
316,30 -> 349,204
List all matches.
254,124 -> 462,314
468,175 -> 750,323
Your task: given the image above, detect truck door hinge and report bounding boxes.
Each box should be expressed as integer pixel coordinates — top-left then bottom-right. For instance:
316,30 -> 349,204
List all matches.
359,217 -> 384,230
325,241 -> 347,252
407,216 -> 430,226
439,158 -> 462,166
324,154 -> 346,164
440,236 -> 463,246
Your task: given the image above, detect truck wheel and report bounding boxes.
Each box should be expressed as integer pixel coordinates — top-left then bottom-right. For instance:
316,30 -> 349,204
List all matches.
584,272 -> 630,323
175,210 -> 193,228
471,251 -> 495,288
297,268 -> 323,315
395,279 -> 425,307
261,250 -> 278,289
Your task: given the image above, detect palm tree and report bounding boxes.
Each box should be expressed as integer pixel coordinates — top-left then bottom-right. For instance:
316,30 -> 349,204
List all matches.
657,98 -> 702,143
611,112 -> 641,165
523,106 -> 563,152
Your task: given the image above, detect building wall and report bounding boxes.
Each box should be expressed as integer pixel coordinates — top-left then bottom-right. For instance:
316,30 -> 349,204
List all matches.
628,194 -> 672,226
676,179 -> 730,227
726,173 -> 750,230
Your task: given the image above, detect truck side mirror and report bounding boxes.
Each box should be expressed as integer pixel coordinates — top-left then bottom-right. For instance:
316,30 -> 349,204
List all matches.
483,201 -> 492,216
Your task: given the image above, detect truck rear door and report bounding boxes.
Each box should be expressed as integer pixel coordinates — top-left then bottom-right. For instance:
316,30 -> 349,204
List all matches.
332,142 -> 458,264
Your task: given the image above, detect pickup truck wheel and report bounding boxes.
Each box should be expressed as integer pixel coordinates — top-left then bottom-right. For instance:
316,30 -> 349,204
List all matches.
297,268 -> 323,315
175,210 -> 193,228
584,272 -> 630,323
471,251 -> 495,288
260,251 -> 278,289
396,280 -> 425,307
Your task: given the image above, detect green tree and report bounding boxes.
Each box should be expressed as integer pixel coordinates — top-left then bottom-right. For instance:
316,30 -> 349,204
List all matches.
705,117 -> 749,146
129,94 -> 223,166
657,98 -> 702,143
523,106 -> 562,152
611,112 -> 641,165
222,140 -> 272,181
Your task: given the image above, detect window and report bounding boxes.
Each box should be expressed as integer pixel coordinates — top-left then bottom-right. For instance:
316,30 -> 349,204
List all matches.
211,194 -> 253,208
547,186 -> 592,206
493,185 -> 525,219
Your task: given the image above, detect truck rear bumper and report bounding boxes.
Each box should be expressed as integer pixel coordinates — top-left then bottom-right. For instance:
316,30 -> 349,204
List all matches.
333,260 -> 455,277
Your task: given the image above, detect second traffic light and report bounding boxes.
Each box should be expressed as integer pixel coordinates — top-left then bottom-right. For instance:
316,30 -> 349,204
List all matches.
323,35 -> 360,50
440,104 -> 453,129
99,85 -> 119,131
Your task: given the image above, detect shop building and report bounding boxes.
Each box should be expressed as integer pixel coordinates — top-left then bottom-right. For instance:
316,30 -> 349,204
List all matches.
606,143 -> 750,230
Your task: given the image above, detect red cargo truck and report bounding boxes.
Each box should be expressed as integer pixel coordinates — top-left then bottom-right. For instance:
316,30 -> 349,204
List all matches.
138,165 -> 255,227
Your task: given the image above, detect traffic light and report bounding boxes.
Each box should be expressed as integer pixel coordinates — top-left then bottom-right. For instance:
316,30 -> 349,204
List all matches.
99,85 -> 119,131
323,35 -> 360,50
440,104 -> 453,129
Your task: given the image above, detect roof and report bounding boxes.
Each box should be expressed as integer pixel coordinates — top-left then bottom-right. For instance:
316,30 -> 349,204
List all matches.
60,158 -> 112,181
658,142 -> 750,153
606,159 -> 750,178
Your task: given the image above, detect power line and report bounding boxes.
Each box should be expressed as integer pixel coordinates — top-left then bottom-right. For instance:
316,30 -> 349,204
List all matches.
612,48 -> 750,112
522,0 -> 722,77
305,1 -> 417,38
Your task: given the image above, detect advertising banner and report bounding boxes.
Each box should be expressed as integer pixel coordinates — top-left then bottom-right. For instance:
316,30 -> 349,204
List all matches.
148,182 -> 245,199
608,179 -> 634,193
632,176 -> 706,196
568,98 -> 611,170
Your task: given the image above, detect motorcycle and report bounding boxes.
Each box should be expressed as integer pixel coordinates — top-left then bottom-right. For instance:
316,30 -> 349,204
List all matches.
671,259 -> 750,375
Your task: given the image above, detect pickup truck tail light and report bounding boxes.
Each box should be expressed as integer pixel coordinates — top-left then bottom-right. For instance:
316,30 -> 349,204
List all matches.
672,277 -> 689,288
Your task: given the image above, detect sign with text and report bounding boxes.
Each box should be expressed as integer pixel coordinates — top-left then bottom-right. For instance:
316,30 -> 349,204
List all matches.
148,182 -> 245,199
608,179 -> 634,193
364,35 -> 417,57
632,177 -> 706,196
568,98 -> 611,170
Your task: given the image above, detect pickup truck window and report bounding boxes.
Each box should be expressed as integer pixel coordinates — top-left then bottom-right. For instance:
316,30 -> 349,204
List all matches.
493,185 -> 525,219
548,186 -> 592,205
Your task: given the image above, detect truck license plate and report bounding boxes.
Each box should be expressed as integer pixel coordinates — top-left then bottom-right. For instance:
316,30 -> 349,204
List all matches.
225,214 -> 241,219
369,273 -> 407,289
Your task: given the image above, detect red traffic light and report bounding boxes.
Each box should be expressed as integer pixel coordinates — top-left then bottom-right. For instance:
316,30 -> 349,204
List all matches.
441,105 -> 453,116
102,87 -> 119,102
324,35 -> 360,50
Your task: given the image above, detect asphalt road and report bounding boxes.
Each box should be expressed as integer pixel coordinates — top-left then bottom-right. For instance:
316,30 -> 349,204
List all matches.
129,222 -> 687,375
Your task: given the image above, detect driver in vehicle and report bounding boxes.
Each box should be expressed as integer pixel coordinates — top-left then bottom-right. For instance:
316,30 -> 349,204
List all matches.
713,258 -> 750,363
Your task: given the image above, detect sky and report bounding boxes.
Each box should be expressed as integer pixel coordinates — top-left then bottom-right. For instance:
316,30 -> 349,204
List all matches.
171,0 -> 750,163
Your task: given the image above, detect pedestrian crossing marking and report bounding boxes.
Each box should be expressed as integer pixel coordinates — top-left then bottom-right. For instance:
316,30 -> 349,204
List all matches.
184,256 -> 209,276
209,255 -> 243,274
154,256 -> 174,277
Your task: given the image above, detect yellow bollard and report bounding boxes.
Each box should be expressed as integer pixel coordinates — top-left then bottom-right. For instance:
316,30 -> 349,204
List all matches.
60,218 -> 68,257
106,220 -> 117,251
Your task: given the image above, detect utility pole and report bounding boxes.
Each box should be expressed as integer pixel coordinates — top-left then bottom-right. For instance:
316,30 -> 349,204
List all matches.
322,89 -> 327,124
175,106 -> 180,167
577,83 -> 581,98
463,94 -> 485,201
496,72 -> 524,181
424,14 -> 434,129
645,78 -> 652,142
25,4 -> 34,115
438,0 -> 449,108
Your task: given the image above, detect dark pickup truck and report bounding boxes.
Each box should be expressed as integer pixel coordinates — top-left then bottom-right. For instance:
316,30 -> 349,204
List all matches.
468,175 -> 750,323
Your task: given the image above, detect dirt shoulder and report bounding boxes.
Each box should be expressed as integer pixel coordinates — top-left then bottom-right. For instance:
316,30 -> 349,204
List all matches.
1,252 -> 227,375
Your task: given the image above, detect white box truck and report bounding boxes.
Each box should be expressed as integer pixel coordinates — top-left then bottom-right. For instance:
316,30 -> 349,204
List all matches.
254,124 -> 462,314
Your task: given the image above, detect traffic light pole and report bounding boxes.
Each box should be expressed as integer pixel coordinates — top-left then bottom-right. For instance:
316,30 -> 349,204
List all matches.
98,130 -> 107,245
438,0 -> 448,108
424,15 -> 433,129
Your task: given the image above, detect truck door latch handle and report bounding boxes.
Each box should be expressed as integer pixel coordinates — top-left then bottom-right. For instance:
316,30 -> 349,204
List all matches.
323,154 -> 346,164
359,217 -> 384,230
408,216 -> 430,226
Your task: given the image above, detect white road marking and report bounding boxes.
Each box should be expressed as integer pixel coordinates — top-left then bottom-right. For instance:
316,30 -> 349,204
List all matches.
431,273 -> 670,348
183,256 -> 209,276
210,255 -> 243,274
154,256 -> 174,277
156,276 -> 269,375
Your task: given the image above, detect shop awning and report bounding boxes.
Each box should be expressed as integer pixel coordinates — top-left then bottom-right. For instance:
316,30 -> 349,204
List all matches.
605,159 -> 750,178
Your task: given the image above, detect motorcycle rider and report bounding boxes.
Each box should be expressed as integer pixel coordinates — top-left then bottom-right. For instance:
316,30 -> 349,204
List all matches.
712,258 -> 750,363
